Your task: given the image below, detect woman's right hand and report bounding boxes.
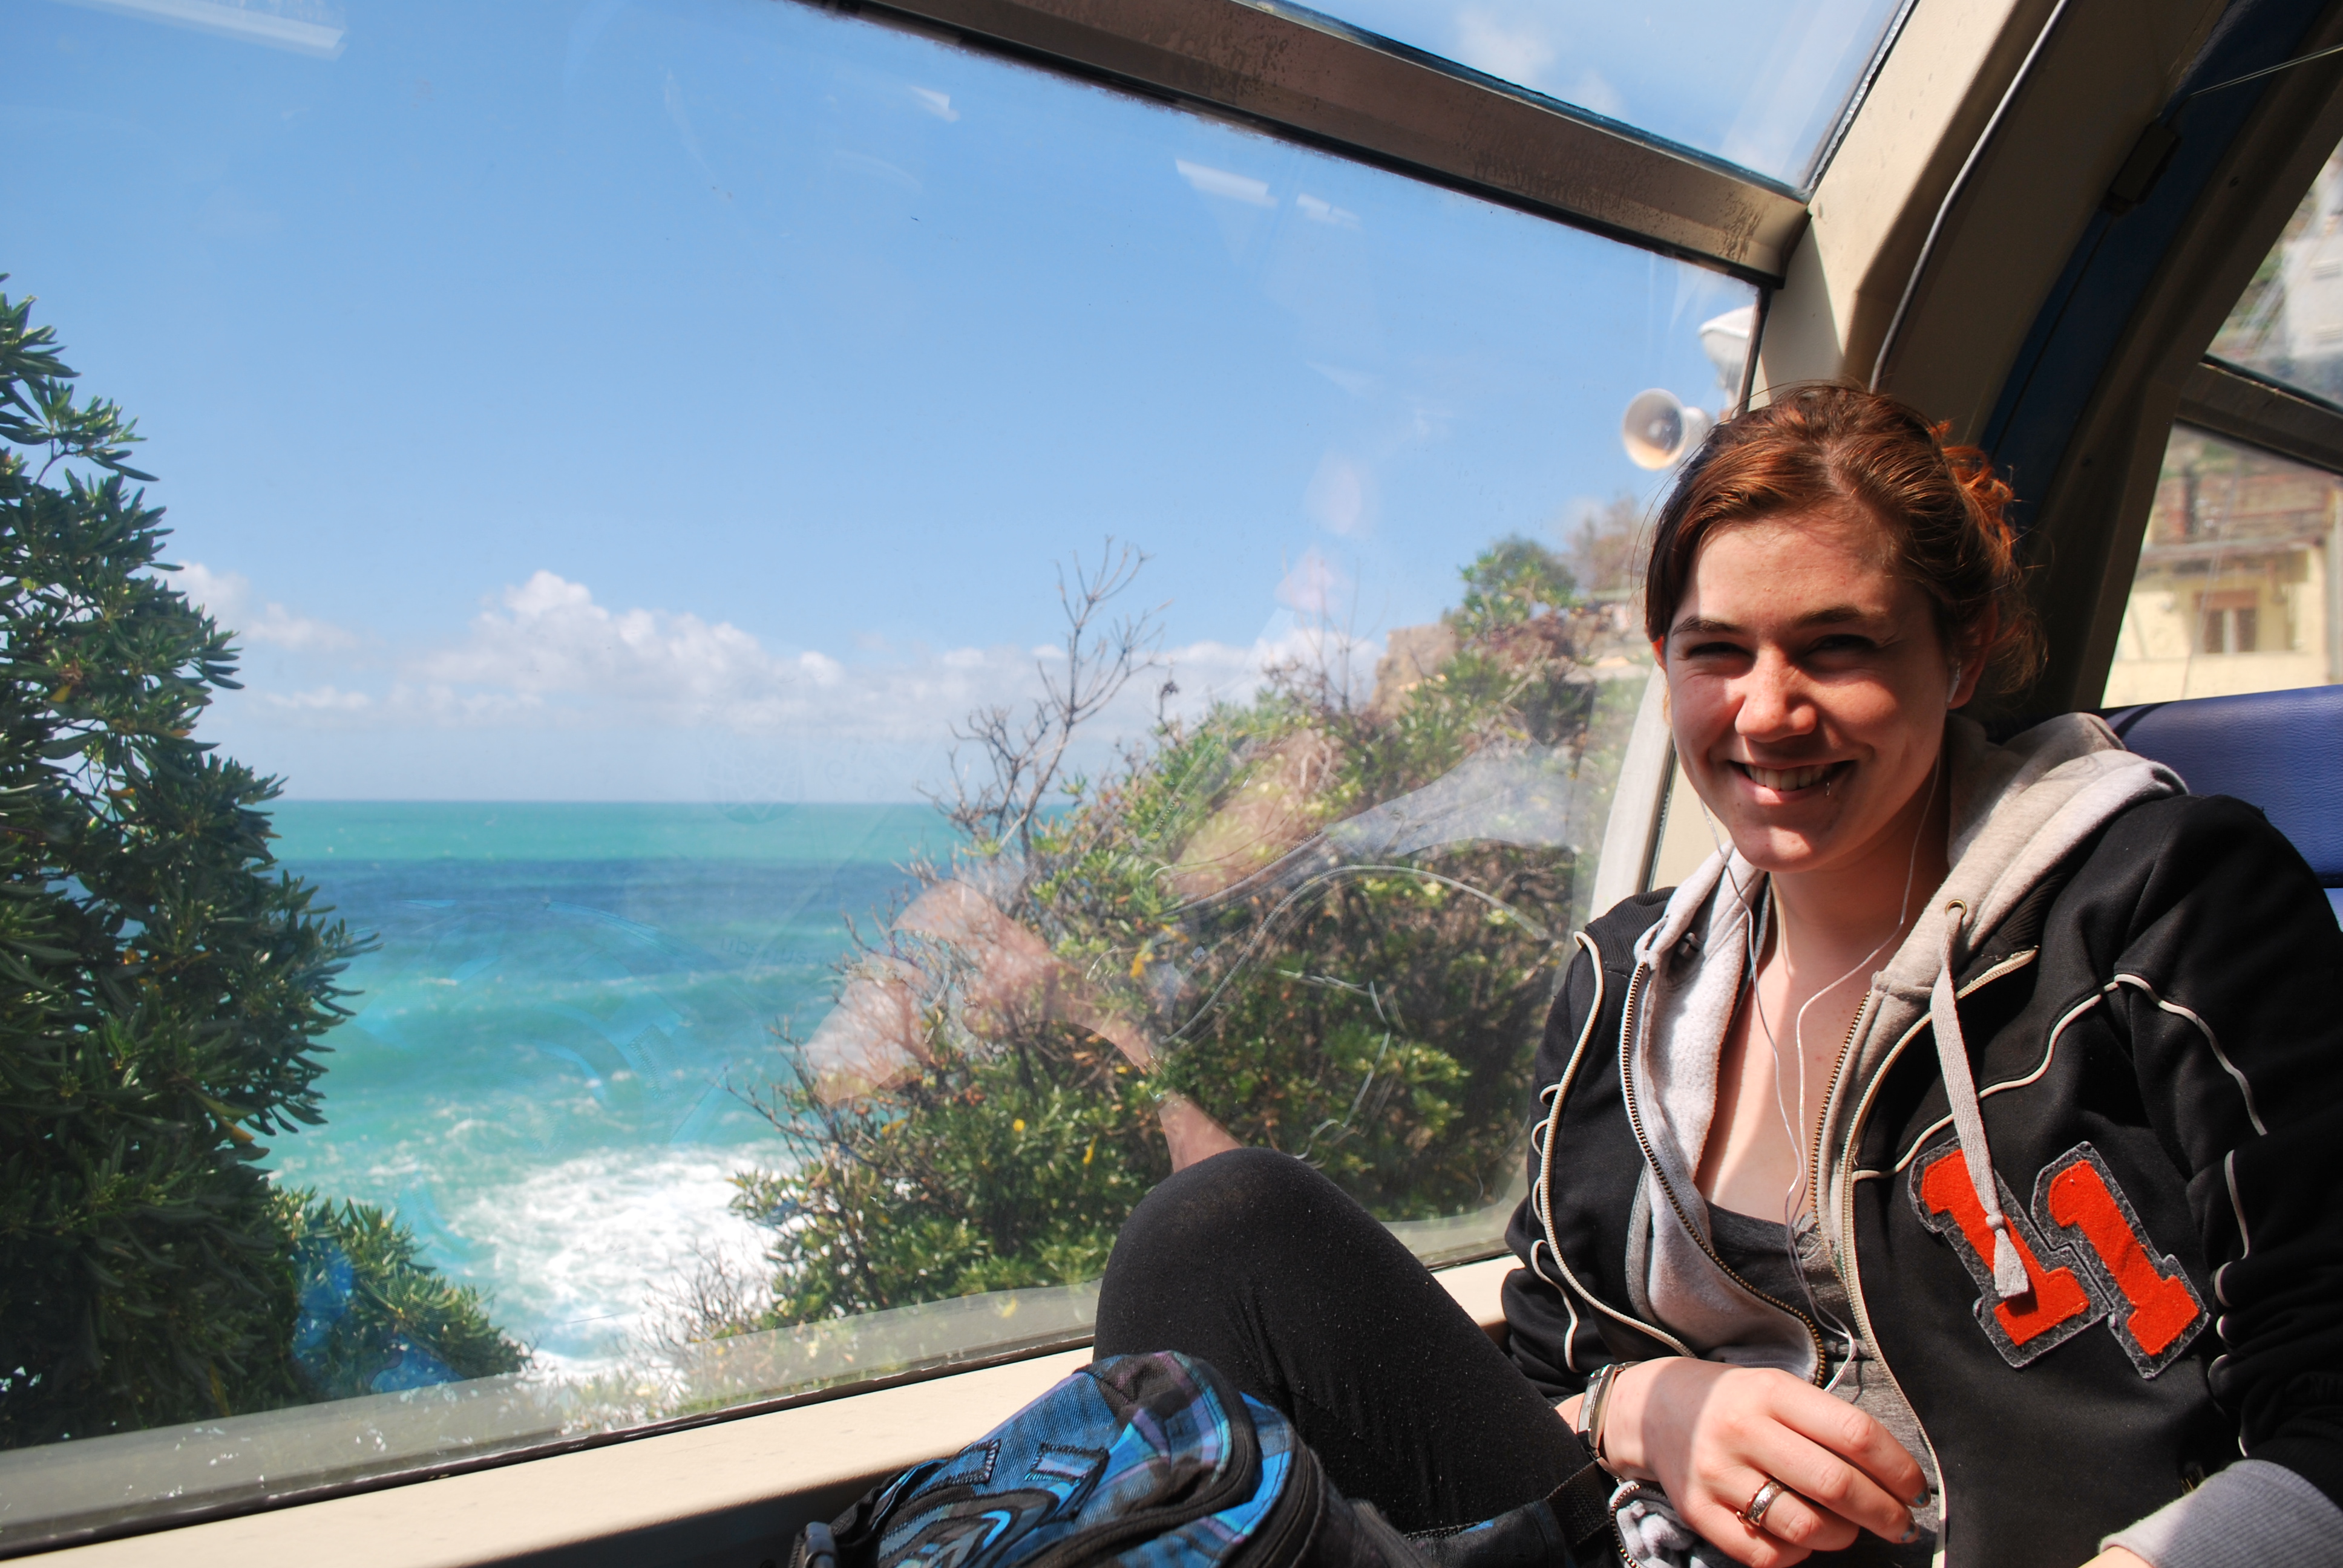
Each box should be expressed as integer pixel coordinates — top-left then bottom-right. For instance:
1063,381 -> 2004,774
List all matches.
1598,1357 -> 1927,1567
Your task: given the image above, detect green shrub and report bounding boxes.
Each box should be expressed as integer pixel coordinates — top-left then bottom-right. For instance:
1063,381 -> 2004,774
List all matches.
280,1192 -> 524,1399
735,1025 -> 1168,1322
721,537 -> 1643,1331
0,284 -> 520,1447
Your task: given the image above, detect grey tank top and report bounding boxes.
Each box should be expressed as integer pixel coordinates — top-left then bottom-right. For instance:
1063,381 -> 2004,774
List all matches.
1703,1199 -> 1942,1567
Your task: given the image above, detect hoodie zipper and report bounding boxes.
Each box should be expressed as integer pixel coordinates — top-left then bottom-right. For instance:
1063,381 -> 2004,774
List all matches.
1617,959 -> 1832,1384
1839,1133 -> 1950,1563
1808,990 -> 1874,1244
1815,982 -> 1944,1481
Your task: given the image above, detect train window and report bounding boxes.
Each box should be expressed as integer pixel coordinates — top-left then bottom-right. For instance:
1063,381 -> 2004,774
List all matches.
2103,426 -> 2343,704
2207,139 -> 2343,403
2104,134 -> 2343,707
0,0 -> 1749,1545
1299,0 -> 1905,189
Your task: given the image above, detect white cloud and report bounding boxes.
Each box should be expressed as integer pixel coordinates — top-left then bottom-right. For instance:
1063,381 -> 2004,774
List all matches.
1452,7 -> 1559,92
206,571 -> 1388,778
1564,67 -> 1625,120
265,685 -> 372,713
1158,621 -> 1381,719
910,87 -> 959,122
1305,454 -> 1371,537
178,562 -> 358,652
1175,159 -> 1275,208
1296,194 -> 1359,228
413,570 -> 799,714
344,572 -> 1124,743
1274,549 -> 1351,617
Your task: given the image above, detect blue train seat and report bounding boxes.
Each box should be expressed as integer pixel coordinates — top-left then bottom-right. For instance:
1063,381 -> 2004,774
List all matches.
2101,685 -> 2343,925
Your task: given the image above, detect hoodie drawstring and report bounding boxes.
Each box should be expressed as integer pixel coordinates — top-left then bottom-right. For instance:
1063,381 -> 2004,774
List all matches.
1932,901 -> 2031,1301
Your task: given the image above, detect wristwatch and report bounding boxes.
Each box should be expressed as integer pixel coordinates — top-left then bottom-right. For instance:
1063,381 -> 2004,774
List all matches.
1573,1360 -> 1631,1473
1548,1362 -> 1636,1561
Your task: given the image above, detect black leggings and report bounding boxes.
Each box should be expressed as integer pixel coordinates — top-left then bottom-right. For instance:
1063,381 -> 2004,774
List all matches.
1093,1148 -> 1581,1534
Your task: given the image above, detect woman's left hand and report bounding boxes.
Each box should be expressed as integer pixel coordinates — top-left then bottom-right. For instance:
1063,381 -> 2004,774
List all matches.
1591,1357 -> 1924,1566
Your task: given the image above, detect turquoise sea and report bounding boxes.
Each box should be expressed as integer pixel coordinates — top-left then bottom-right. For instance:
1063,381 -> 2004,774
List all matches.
260,802 -> 947,1371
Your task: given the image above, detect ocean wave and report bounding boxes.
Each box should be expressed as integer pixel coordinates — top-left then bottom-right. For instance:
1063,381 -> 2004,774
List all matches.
269,1135 -> 781,1368
451,1144 -> 777,1365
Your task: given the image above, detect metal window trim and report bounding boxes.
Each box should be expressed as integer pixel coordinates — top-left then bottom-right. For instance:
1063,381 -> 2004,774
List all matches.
821,0 -> 1811,284
1800,0 -> 1928,194
0,1328 -> 1094,1561
21,1263 -> 1516,1567
2179,355 -> 2343,473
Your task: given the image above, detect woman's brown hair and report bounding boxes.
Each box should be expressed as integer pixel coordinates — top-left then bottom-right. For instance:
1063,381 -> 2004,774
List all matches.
1642,384 -> 2044,696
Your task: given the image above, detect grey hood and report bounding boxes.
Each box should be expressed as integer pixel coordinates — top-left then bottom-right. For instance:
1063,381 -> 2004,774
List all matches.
1620,713 -> 2185,1375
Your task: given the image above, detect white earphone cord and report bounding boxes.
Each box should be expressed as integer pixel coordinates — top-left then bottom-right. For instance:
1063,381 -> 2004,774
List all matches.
1700,748 -> 1945,1374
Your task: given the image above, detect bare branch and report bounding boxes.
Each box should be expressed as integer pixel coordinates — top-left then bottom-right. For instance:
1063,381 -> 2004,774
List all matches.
923,538 -> 1162,864
640,1241 -> 773,1355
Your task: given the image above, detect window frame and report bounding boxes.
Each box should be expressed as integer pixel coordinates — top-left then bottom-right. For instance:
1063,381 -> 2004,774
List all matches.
4,1 -> 1766,1550
7,0 -> 2071,1560
41,0 -> 2336,1546
2181,356 -> 2343,476
25,1263 -> 1512,1567
2103,389 -> 2343,704
834,0 -> 1812,283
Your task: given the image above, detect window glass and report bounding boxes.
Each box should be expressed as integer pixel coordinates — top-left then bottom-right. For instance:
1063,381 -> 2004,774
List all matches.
2103,426 -> 2342,705
1297,0 -> 1906,189
2208,137 -> 2343,403
0,0 -> 1746,1540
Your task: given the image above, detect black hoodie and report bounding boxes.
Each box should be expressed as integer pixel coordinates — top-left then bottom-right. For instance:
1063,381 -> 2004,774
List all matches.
1500,715 -> 2343,1567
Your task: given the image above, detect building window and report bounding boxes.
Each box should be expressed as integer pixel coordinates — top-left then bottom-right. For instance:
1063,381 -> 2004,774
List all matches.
2200,593 -> 2261,654
2106,427 -> 2338,703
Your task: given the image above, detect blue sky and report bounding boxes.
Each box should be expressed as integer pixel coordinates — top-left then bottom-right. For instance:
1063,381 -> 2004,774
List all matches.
2,0 -> 1783,800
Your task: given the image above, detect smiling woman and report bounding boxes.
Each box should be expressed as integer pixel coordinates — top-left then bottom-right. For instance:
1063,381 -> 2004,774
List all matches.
1484,385 -> 2343,1568
1044,368 -> 2336,1566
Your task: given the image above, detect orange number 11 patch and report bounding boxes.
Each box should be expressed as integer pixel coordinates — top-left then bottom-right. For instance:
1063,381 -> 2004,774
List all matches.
1911,1141 -> 2207,1378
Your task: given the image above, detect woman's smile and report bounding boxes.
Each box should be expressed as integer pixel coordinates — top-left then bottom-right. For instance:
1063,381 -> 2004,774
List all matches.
1726,758 -> 1849,796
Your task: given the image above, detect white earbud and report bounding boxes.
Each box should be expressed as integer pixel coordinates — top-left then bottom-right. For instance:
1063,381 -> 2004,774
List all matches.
1948,669 -> 1962,703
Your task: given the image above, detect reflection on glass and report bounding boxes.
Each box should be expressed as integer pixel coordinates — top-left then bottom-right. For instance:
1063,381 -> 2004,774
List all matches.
776,543 -> 1652,1329
2104,426 -> 2343,704
1297,0 -> 1906,188
2209,138 -> 2343,404
0,0 -> 1747,1541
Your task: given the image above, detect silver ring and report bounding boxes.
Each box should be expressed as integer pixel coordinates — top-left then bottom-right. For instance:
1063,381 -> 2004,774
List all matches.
1737,1476 -> 1789,1530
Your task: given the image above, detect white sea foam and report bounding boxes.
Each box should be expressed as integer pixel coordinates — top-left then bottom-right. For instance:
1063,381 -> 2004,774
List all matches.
272,1132 -> 784,1382
443,1144 -> 778,1372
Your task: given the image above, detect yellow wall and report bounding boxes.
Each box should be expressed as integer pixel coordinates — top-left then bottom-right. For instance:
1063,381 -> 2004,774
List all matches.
2103,541 -> 2333,702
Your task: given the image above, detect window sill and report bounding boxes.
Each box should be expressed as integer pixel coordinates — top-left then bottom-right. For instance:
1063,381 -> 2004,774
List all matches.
31,1257 -> 1515,1568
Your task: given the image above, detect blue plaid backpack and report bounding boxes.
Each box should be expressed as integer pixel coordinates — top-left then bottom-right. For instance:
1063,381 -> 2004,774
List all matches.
787,1352 -> 1619,1568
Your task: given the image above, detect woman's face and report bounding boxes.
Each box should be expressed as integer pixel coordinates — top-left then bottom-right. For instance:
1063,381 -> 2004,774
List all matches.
1656,506 -> 1981,879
